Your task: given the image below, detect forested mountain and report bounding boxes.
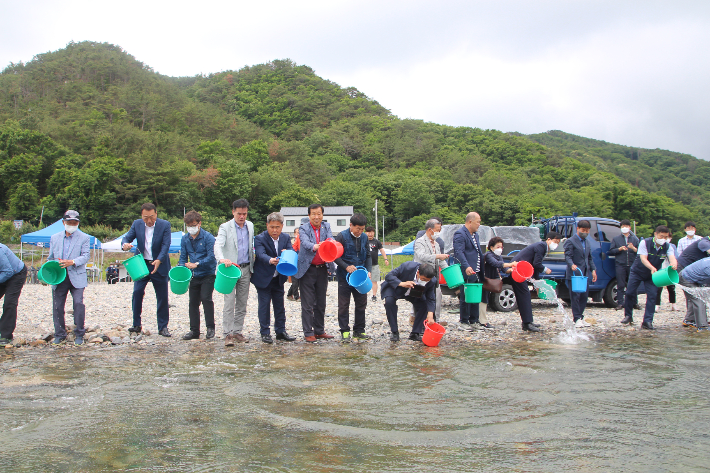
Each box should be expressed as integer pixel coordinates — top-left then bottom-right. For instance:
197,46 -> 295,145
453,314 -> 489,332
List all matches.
0,41 -> 706,241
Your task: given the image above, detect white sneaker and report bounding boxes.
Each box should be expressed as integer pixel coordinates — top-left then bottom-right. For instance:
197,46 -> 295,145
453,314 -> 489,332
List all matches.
575,319 -> 591,328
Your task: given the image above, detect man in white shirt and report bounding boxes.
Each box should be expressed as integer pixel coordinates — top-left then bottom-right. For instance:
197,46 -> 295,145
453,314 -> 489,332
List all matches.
677,221 -> 702,257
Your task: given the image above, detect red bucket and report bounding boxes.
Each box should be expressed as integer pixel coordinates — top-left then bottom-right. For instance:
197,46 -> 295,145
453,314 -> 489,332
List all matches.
319,238 -> 344,263
438,268 -> 446,285
512,260 -> 534,282
422,320 -> 446,347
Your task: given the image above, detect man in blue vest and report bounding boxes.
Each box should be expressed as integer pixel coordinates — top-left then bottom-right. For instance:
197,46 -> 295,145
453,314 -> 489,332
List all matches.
178,210 -> 217,341
122,203 -> 173,337
564,220 -> 597,328
334,213 -> 372,341
453,212 -> 484,330
621,225 -> 677,329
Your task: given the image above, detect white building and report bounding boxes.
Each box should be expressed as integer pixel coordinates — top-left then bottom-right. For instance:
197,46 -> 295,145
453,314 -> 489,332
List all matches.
280,206 -> 354,236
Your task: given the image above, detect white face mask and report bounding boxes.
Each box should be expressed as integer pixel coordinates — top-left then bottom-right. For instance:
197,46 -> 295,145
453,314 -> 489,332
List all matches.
686,230 -> 696,236
64,224 -> 78,234
433,232 -> 441,239
493,248 -> 503,256
187,226 -> 199,235
621,227 -> 630,234
655,238 -> 668,246
548,242 -> 559,251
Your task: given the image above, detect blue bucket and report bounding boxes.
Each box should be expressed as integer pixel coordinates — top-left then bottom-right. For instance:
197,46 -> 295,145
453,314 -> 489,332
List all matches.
570,268 -> 588,293
347,266 -> 373,294
276,249 -> 298,277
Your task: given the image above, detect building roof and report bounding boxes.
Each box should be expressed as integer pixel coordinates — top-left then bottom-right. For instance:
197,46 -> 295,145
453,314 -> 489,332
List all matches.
280,206 -> 354,216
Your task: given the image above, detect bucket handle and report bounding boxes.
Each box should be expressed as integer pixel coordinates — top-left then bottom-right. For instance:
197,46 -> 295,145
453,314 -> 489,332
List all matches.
574,267 -> 583,277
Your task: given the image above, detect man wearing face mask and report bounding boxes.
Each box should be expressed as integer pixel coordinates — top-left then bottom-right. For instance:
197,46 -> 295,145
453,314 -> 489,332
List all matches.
178,211 -> 217,341
380,262 -> 438,342
677,222 -> 702,257
621,225 -> 677,329
47,210 -> 91,345
414,219 -> 449,325
564,220 -> 597,328
512,231 -> 563,332
333,213 -> 372,341
608,219 -> 640,310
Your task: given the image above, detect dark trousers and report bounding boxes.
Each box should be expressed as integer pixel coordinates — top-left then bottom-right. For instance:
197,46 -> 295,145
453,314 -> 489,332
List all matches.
337,277 -> 367,333
568,278 -> 589,321
459,272 -> 482,324
256,276 -> 287,336
615,265 -> 631,307
188,275 -> 215,333
385,295 -> 429,334
656,284 -> 676,305
624,272 -> 656,324
132,270 -> 170,331
0,266 -> 26,340
511,279 -> 534,324
52,278 -> 86,338
287,277 -> 300,299
300,264 -> 328,337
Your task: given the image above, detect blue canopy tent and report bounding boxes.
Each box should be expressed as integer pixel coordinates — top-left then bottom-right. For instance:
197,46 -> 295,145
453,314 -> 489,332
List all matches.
385,240 -> 414,256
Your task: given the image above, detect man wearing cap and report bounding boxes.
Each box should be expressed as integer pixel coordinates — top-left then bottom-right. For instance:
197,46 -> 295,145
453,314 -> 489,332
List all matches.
122,203 -> 173,337
47,210 -> 92,345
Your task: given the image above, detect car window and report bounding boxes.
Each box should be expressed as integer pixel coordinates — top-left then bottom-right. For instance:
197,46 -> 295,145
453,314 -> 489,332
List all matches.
597,222 -> 621,243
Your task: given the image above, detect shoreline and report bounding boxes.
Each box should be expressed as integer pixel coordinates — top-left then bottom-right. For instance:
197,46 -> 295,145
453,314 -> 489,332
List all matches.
2,280 -> 694,351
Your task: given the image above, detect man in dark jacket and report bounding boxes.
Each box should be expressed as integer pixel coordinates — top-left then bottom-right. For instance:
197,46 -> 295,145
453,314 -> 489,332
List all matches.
607,219 -> 640,310
512,231 -> 563,332
564,220 -> 597,327
334,213 -> 372,341
453,212 -> 485,329
252,212 -> 296,344
380,262 -> 437,342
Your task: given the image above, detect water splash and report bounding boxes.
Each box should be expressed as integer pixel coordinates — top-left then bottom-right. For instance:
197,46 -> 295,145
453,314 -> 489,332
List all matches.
530,279 -> 592,344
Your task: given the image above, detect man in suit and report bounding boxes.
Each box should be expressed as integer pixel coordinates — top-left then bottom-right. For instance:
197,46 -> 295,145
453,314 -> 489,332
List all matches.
252,212 -> 296,344
512,231 -> 564,332
453,212 -> 485,330
295,204 -> 335,342
414,218 -> 449,324
214,198 -> 255,346
564,220 -> 597,327
47,210 -> 91,345
334,213 -> 372,341
607,219 -> 640,310
122,203 -> 172,337
380,261 -> 438,342
178,210 -> 217,341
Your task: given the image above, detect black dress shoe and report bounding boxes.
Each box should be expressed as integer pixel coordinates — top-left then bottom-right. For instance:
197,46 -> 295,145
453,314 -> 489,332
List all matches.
276,332 -> 296,341
634,304 -> 642,310
205,328 -> 215,339
182,331 -> 199,340
128,326 -> 142,333
261,334 -> 274,344
522,323 -> 541,332
409,332 -> 423,342
389,332 -> 400,342
529,322 -> 541,328
615,305 -> 624,311
620,316 -> 633,325
159,328 -> 172,337
641,321 -> 655,330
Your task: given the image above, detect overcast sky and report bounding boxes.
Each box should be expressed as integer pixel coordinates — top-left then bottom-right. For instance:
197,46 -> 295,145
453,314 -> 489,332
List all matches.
2,0 -> 709,159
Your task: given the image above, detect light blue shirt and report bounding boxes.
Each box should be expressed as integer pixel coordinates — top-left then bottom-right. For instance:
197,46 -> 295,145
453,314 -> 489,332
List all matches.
234,221 -> 249,265
0,243 -> 25,284
681,258 -> 710,285
62,232 -> 73,259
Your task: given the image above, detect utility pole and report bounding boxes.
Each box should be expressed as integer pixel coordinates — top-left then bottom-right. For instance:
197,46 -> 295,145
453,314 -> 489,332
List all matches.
38,206 -> 44,228
373,199 -> 378,240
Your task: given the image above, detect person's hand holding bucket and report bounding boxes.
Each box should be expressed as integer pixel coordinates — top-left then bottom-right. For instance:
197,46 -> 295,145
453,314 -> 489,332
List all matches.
122,243 -> 134,251
426,312 -> 435,325
270,257 -> 279,265
57,259 -> 75,268
220,259 -> 234,267
465,266 -> 475,276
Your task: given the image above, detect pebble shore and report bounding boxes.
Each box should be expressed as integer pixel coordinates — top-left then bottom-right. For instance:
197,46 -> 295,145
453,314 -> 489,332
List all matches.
3,280 -> 693,350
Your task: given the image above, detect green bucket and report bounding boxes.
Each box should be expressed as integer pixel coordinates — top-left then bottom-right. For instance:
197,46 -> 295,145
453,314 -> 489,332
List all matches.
169,266 -> 192,295
441,264 -> 465,289
38,260 -> 67,285
537,280 -> 558,300
652,267 -> 679,287
214,263 -> 242,294
463,283 -> 483,303
124,253 -> 149,281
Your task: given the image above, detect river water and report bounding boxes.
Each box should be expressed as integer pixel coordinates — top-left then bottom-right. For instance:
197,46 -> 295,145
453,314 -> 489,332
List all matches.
2,333 -> 709,472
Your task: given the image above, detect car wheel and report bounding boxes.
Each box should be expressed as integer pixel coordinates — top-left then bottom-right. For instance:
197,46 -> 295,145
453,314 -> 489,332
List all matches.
490,284 -> 518,312
603,279 -> 618,307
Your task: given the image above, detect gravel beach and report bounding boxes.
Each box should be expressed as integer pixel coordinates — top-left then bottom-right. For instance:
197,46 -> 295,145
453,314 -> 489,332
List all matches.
4,280 -> 694,350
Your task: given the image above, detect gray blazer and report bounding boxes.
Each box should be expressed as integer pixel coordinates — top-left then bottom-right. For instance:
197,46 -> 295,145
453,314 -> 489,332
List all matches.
47,229 -> 91,288
564,234 -> 595,280
295,221 -> 333,279
214,219 -> 255,272
413,234 -> 448,269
